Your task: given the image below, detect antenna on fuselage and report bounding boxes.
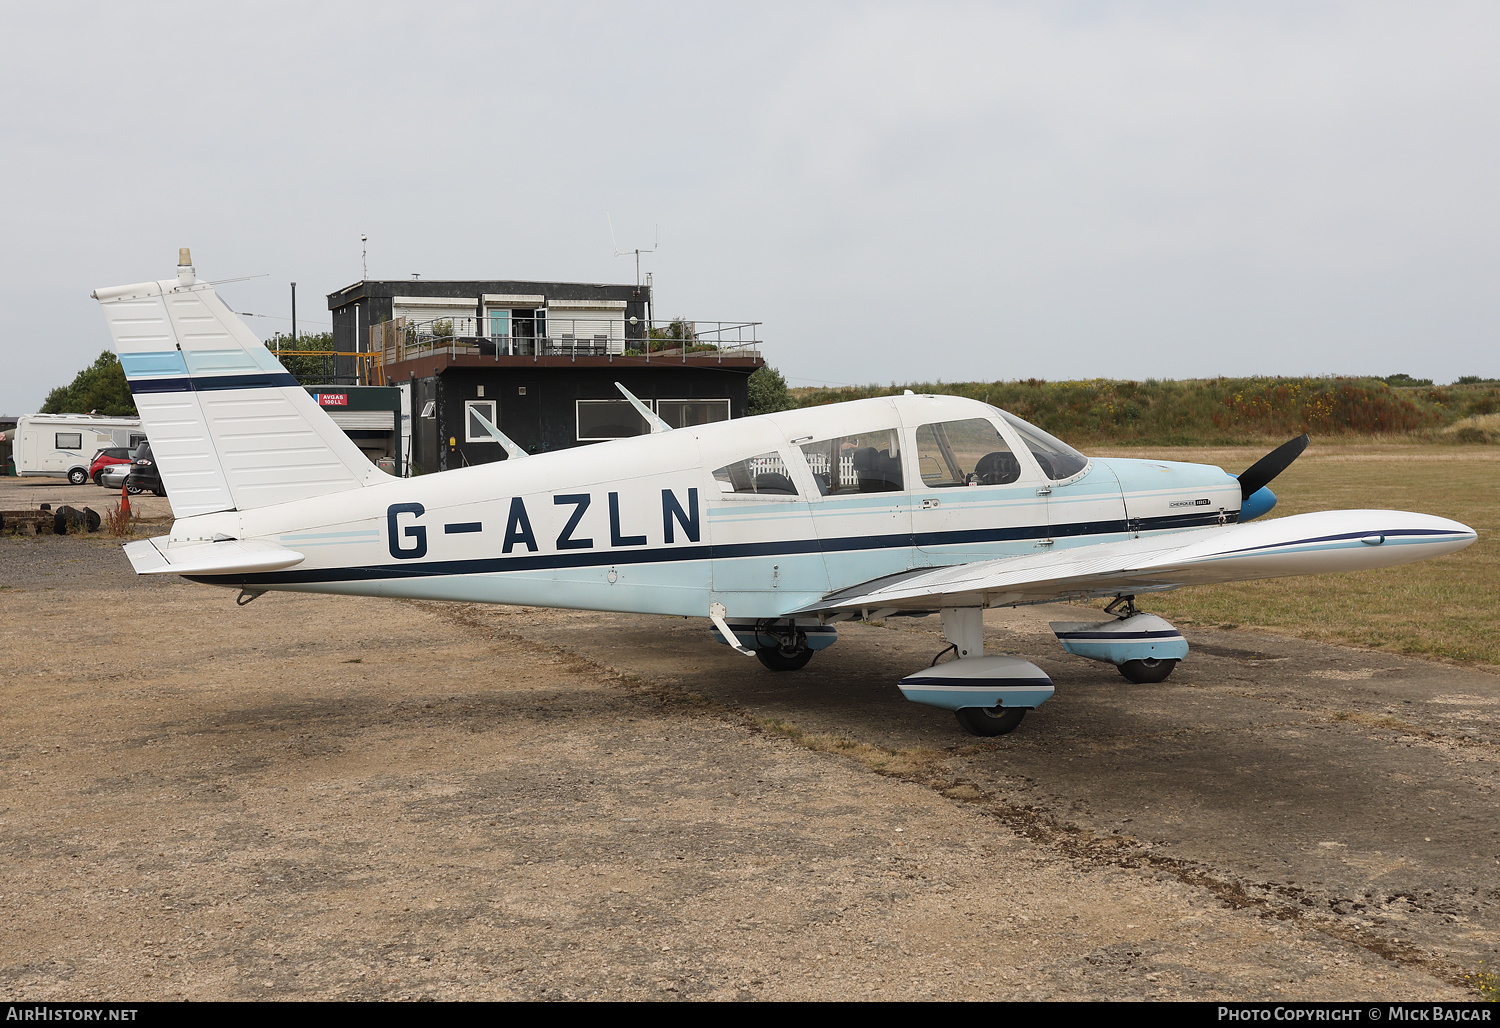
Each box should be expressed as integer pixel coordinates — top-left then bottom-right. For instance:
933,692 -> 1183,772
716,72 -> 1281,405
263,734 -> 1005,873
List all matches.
614,382 -> 672,434
467,405 -> 528,459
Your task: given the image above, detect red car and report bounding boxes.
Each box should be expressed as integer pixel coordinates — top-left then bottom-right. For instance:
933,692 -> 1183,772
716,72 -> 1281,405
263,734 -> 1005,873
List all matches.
88,447 -> 133,486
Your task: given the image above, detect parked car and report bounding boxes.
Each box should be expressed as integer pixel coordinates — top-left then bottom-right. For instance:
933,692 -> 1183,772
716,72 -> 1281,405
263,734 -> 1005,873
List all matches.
12,414 -> 144,485
126,441 -> 166,497
99,462 -> 139,494
89,447 -> 134,485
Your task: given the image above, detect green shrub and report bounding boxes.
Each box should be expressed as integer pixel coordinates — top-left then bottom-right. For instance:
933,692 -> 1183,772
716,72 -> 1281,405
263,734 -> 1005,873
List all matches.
793,376 -> 1471,444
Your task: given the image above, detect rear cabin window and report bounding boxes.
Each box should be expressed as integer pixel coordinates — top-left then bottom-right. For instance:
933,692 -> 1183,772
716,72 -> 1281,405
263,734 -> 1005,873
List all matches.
915,419 -> 1021,487
798,428 -> 904,495
1000,412 -> 1089,480
55,433 -> 83,450
713,451 -> 798,497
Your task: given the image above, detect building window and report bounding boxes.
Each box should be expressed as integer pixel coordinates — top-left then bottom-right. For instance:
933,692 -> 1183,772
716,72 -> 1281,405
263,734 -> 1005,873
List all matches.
576,399 -> 651,441
657,399 -> 730,429
465,400 -> 499,442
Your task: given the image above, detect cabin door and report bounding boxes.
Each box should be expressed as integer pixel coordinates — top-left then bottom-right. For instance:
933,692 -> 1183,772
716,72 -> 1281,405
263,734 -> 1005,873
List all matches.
911,416 -> 1051,565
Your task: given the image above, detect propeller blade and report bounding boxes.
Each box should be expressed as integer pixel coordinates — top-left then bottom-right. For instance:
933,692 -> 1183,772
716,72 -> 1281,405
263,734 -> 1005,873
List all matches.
1237,434 -> 1309,500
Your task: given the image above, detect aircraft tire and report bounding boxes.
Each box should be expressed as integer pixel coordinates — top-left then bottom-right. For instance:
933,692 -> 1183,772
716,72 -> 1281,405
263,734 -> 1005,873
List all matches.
955,706 -> 1026,737
1118,658 -> 1178,684
68,468 -> 88,485
755,646 -> 814,672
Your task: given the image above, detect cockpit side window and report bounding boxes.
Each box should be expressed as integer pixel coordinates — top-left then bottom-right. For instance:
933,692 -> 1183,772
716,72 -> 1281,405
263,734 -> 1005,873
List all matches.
712,451 -> 799,497
798,428 -> 904,496
915,419 -> 1021,487
1000,412 -> 1089,480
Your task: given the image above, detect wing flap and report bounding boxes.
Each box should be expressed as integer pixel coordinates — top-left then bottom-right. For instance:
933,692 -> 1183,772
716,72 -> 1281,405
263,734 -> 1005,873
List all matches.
795,510 -> 1476,615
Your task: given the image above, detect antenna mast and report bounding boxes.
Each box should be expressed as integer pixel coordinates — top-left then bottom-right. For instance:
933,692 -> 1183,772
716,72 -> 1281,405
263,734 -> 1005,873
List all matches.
607,213 -> 658,287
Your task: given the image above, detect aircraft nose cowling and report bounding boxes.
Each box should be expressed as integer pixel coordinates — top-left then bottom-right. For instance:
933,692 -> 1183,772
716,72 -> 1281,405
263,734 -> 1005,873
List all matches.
1239,486 -> 1277,522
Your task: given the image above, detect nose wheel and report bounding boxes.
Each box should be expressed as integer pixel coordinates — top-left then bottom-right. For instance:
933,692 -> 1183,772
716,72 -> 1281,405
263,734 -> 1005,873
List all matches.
1118,657 -> 1178,684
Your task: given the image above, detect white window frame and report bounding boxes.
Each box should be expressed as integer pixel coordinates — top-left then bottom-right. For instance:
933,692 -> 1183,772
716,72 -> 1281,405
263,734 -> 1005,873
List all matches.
576,399 -> 654,442
464,399 -> 500,443
656,398 -> 731,430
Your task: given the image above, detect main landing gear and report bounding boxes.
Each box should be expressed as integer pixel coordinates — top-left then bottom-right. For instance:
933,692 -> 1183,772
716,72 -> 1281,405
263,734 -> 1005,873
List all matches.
708,606 -> 837,671
755,635 -> 815,672
953,705 -> 1028,737
898,608 -> 1055,737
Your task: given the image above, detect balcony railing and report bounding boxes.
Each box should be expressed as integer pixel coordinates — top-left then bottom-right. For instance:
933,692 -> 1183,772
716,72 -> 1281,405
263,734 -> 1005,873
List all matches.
270,349 -> 387,386
370,317 -> 762,366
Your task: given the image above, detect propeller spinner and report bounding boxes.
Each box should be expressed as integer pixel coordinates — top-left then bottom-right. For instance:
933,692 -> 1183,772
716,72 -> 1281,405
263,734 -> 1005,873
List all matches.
1237,433 -> 1309,500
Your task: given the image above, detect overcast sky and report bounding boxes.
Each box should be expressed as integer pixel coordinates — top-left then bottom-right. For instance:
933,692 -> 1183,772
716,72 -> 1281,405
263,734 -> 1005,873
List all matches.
3,1 -> 1497,412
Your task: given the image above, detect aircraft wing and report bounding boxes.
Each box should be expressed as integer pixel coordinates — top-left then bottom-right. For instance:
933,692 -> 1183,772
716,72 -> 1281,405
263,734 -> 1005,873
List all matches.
792,510 -> 1476,616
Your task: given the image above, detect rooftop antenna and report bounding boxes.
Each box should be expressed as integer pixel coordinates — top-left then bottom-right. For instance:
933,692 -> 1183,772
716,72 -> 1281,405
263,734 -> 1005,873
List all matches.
361,234 -> 368,280
607,213 -> 657,287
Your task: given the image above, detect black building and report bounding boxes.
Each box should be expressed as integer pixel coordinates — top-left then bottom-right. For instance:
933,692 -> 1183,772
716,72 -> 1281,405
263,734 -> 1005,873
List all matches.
327,278 -> 763,474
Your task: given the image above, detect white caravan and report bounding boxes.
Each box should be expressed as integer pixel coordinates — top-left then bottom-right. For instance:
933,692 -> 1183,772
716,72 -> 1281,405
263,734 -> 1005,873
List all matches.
93,253 -> 1477,736
13,414 -> 145,485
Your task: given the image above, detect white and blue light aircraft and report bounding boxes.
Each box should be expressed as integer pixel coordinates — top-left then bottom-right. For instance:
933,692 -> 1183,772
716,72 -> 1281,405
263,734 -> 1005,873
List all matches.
95,253 -> 1478,736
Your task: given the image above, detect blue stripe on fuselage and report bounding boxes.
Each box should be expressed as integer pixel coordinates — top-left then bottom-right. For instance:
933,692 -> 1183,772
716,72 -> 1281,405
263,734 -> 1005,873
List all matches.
193,509 -> 1235,588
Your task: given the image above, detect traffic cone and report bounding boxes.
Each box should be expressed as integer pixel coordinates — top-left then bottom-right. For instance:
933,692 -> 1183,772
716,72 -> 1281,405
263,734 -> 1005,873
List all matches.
120,480 -> 131,519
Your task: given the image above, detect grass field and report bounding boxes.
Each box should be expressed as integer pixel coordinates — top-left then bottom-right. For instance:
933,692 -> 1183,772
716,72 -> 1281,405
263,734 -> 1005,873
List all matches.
1088,442 -> 1500,669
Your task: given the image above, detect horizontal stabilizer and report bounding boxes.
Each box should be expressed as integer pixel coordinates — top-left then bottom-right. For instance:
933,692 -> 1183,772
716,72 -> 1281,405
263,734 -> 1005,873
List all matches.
124,536 -> 305,576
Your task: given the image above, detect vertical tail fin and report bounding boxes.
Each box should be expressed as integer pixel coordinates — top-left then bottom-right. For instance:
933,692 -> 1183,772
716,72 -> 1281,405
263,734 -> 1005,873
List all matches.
94,252 -> 382,516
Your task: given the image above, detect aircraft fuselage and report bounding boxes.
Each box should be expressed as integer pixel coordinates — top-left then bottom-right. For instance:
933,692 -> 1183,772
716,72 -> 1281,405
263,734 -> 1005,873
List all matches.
167,394 -> 1242,619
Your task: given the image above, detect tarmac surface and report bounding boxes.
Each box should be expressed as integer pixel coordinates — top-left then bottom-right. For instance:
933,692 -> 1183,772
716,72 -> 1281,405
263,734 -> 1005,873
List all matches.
0,475 -> 1495,1000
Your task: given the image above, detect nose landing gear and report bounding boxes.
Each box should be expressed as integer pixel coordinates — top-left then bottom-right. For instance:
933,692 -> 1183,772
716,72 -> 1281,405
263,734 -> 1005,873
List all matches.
1051,594 -> 1189,684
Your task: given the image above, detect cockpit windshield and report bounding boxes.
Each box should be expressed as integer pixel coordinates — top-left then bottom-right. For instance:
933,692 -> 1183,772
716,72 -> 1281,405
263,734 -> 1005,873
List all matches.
999,412 -> 1089,480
